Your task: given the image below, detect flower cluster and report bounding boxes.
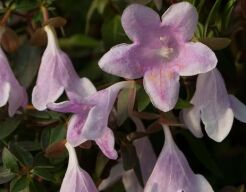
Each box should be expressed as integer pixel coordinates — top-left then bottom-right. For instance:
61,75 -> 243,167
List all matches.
1,1 -> 246,192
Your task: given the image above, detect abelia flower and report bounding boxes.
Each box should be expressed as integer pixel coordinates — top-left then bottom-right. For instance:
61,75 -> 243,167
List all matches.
0,47 -> 27,116
99,2 -> 217,112
99,116 -> 156,192
48,81 -> 132,159
182,68 -> 246,142
144,125 -> 214,192
32,25 -> 92,111
60,142 -> 98,192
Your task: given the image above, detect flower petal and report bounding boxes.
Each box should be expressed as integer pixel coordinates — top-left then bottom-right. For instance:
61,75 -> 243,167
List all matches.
99,44 -> 144,79
144,125 -> 214,192
47,101 -> 93,114
82,81 -> 132,139
182,107 -> 203,138
95,127 -> 118,160
121,4 -> 160,42
229,95 -> 246,123
176,42 -> 217,76
161,2 -> 198,41
143,67 -> 180,112
0,81 -> 10,107
60,142 -> 98,192
8,85 -> 27,117
192,69 -> 234,142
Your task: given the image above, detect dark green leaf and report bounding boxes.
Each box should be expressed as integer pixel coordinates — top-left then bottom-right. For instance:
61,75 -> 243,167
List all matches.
0,166 -> 15,184
0,118 -> 21,140
2,148 -> 19,173
10,176 -> 29,192
18,141 -> 41,151
117,89 -> 129,126
31,167 -> 56,183
137,87 -> 150,112
175,98 -> 193,109
95,153 -> 109,178
9,143 -> 33,167
200,37 -> 231,50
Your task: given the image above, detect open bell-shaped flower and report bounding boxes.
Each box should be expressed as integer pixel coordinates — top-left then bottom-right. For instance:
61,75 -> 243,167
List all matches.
60,142 -> 98,192
0,47 -> 27,116
48,81 -> 133,159
32,25 -> 92,110
99,2 -> 217,112
182,68 -> 246,142
144,125 -> 214,192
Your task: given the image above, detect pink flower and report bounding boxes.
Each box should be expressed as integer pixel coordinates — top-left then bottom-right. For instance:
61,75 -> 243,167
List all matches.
99,2 -> 217,112
144,125 -> 214,192
48,81 -> 132,159
32,25 -> 92,111
182,68 -> 246,142
99,2 -> 217,111
60,142 -> 98,192
0,47 -> 27,116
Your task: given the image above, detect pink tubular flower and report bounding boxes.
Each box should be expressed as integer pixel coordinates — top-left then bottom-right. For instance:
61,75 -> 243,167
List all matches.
48,81 -> 132,159
182,68 -> 246,142
32,25 -> 92,111
144,125 -> 214,192
0,47 -> 27,116
99,2 -> 217,112
60,142 -> 98,192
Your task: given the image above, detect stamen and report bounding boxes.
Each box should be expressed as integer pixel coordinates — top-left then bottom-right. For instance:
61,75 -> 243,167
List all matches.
159,47 -> 174,59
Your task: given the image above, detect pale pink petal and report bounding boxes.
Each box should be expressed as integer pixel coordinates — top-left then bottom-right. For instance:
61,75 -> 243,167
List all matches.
82,81 -> 132,139
66,77 -> 97,101
121,4 -> 160,42
60,142 -> 98,192
161,2 -> 198,41
99,44 -> 144,79
229,95 -> 246,123
47,101 -> 93,114
176,42 -> 217,76
143,67 -> 180,112
122,169 -> 143,192
192,69 -> 234,142
144,125 -> 214,192
182,107 -> 203,138
95,127 -> 118,160
8,86 -> 27,117
0,81 -> 10,107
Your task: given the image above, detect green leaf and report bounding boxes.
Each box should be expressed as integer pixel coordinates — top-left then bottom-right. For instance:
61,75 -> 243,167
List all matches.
0,166 -> 15,184
12,40 -> 41,88
137,87 -> 150,112
59,34 -> 101,49
9,143 -> 33,167
0,118 -> 21,140
204,0 -> 222,37
95,153 -> 109,178
10,176 -> 29,192
175,98 -> 193,109
117,89 -> 129,126
18,141 -> 41,151
102,15 -> 129,48
222,0 -> 237,30
31,167 -> 56,183
200,37 -> 231,50
2,148 -> 19,173
41,125 -> 66,149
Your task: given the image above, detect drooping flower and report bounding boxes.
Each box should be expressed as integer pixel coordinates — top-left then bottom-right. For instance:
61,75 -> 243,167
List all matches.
48,81 -> 132,159
32,25 -> 92,111
99,116 -> 156,192
99,2 -> 217,112
144,125 -> 214,192
60,142 -> 98,192
182,68 -> 246,142
0,47 -> 27,116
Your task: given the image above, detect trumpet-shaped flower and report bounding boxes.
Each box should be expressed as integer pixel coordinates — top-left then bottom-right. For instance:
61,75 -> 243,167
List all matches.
99,2 -> 217,112
60,142 -> 98,192
182,68 -> 246,142
32,25 -> 92,111
0,47 -> 27,116
48,81 -> 132,159
144,125 -> 214,192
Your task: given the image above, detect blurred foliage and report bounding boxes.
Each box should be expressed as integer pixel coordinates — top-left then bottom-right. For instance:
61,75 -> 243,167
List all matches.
0,0 -> 246,191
